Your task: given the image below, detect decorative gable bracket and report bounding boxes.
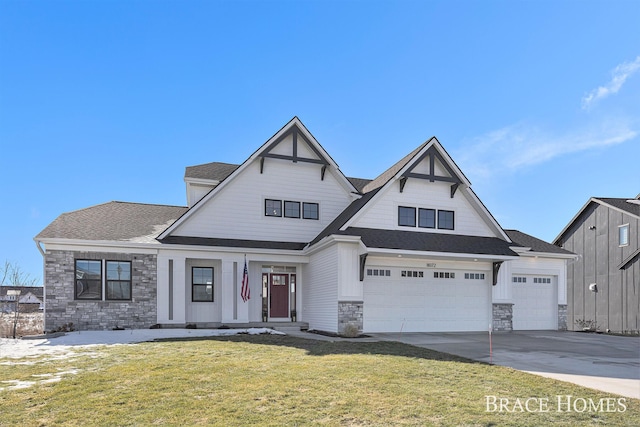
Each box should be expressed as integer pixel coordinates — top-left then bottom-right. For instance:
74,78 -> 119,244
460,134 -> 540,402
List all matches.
259,125 -> 330,180
399,146 -> 463,197
359,253 -> 368,281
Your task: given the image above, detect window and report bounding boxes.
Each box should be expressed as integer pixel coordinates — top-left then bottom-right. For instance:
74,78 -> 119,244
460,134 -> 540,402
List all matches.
303,202 -> 319,220
192,267 -> 214,302
418,208 -> 436,228
75,260 -> 102,300
401,270 -> 424,278
265,199 -> 282,217
464,273 -> 485,280
512,276 -> 527,283
619,224 -> 629,246
368,269 -> 391,277
434,271 -> 455,279
106,261 -> 131,300
398,206 -> 416,227
533,277 -> 551,284
284,201 -> 300,218
438,210 -> 455,230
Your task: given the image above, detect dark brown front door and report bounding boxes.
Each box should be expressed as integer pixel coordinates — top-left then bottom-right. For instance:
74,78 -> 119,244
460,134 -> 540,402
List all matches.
269,274 -> 289,318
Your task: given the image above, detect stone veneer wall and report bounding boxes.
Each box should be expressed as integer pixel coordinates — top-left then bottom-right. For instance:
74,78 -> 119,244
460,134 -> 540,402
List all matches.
492,303 -> 513,331
44,250 -> 157,331
558,304 -> 568,331
338,301 -> 363,334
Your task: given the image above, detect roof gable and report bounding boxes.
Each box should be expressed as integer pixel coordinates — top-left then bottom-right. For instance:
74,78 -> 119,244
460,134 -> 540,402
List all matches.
554,196 -> 640,244
159,117 -> 358,240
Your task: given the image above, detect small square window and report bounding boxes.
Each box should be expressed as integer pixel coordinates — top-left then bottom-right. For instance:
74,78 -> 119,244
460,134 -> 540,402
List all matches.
303,202 -> 319,220
438,210 -> 455,230
265,199 -> 282,217
367,269 -> 372,276
398,206 -> 417,227
418,271 -> 423,278
374,269 -> 379,276
480,273 -> 485,280
386,270 -> 391,277
418,208 -> 436,229
434,272 -> 438,278
465,273 -> 470,279
284,201 -> 300,218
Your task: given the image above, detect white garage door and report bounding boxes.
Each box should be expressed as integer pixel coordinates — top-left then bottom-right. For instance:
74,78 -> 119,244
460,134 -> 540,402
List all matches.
363,268 -> 491,333
512,275 -> 557,330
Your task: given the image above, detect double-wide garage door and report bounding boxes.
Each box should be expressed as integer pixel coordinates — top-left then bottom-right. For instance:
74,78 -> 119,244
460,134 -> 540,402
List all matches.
363,267 -> 491,333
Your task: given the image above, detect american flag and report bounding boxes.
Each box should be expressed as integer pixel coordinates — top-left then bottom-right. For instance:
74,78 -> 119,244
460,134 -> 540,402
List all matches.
241,257 -> 250,302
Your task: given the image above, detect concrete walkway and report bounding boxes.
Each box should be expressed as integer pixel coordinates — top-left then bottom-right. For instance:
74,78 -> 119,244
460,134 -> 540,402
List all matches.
368,330 -> 640,399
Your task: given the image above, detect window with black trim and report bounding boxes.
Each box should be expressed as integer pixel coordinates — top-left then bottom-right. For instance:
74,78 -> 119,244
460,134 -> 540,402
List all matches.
303,202 -> 319,220
464,273 -> 485,280
438,210 -> 455,230
433,271 -> 455,279
75,260 -> 102,300
265,199 -> 282,217
398,206 -> 416,227
512,276 -> 527,283
284,201 -> 301,218
419,208 -> 436,228
106,261 -> 132,300
192,267 -> 214,302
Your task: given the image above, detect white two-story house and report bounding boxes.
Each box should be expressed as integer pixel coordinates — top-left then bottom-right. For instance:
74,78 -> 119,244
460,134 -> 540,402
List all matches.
35,117 -> 575,333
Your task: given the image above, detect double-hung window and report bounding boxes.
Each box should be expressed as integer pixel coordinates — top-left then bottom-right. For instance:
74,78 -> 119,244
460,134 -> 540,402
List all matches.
75,260 -> 132,300
106,261 -> 132,300
75,260 -> 102,300
192,267 -> 214,302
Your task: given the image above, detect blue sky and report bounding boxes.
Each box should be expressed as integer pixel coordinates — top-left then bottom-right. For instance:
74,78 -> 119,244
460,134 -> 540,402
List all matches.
1,0 -> 639,283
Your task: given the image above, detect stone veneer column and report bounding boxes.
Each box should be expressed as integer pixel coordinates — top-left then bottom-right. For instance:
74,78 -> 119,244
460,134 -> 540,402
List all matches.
557,304 -> 568,331
338,301 -> 363,334
492,303 -> 513,331
44,250 -> 158,331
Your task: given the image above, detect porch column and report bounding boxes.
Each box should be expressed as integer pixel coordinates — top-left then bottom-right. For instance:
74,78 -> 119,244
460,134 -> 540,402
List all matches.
157,254 -> 186,325
221,258 -> 249,323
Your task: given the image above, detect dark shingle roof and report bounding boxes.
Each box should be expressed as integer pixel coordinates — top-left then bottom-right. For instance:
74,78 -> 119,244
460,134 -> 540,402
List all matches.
337,227 -> 519,256
184,162 -> 240,181
505,229 -> 574,255
160,236 -> 306,250
346,177 -> 372,193
594,197 -> 640,218
362,142 -> 429,193
36,202 -> 188,243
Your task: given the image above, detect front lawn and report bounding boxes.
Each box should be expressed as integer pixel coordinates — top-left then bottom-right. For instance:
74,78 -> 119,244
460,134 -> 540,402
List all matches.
1,334 -> 637,426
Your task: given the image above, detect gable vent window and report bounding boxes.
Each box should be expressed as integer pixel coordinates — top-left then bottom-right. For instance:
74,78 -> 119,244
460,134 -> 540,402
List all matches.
433,271 -> 455,279
464,273 -> 485,280
533,277 -> 551,284
402,270 -> 424,278
619,224 -> 629,247
367,269 -> 391,277
512,276 -> 527,283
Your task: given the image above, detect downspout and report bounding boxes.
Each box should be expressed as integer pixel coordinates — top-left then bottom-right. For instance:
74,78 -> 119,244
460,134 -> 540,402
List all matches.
34,239 -> 46,333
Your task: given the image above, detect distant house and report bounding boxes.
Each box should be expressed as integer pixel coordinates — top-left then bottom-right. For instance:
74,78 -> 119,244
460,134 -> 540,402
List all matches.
554,196 -> 640,333
35,117 -> 575,333
0,286 -> 44,312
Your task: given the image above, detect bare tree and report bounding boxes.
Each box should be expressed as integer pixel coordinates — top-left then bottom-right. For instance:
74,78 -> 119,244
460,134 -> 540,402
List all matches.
1,261 -> 39,338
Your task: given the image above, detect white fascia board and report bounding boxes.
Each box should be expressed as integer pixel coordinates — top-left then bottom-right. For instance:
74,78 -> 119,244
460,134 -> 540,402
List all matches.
158,242 -> 309,258
304,234 -> 362,255
158,247 -> 310,264
184,177 -> 220,186
365,247 -> 519,262
36,239 -> 160,254
515,251 -> 579,260
511,246 -> 532,253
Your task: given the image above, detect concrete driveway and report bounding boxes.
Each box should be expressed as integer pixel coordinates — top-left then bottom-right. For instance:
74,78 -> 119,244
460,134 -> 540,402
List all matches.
370,330 -> 640,399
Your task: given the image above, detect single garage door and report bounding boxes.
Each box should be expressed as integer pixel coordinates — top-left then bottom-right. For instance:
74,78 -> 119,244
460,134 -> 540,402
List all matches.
363,267 -> 491,333
512,275 -> 557,330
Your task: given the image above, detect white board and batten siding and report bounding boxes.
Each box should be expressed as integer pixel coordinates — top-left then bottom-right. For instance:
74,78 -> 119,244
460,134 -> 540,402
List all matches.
352,180 -> 496,238
173,160 -> 353,243
302,244 -> 339,332
362,257 -> 492,333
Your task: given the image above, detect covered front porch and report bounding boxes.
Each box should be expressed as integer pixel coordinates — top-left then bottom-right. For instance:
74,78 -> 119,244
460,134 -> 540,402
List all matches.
156,249 -> 309,327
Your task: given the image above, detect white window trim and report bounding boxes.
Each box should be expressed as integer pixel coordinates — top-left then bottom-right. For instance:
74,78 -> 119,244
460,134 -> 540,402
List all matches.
619,223 -> 630,247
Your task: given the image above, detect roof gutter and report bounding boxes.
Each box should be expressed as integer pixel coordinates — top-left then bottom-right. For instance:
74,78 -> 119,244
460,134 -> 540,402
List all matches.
34,239 -> 45,257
